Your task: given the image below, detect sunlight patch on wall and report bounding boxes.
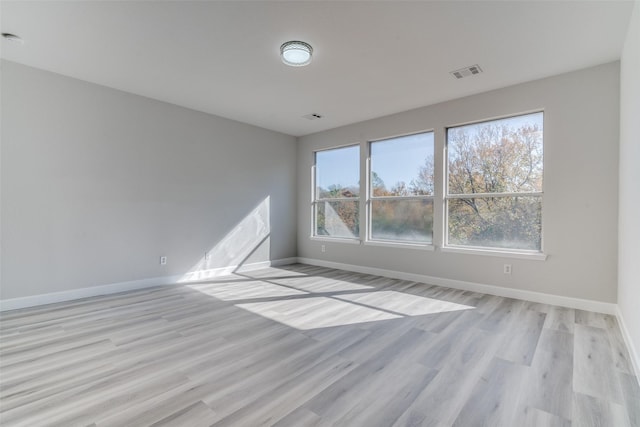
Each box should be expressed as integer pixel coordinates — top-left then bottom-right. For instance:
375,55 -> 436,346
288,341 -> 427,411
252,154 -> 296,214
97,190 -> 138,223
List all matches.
179,197 -> 270,283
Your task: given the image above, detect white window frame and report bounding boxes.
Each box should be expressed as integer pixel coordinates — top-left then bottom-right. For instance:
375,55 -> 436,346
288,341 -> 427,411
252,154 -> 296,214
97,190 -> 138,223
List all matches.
443,111 -> 545,258
365,131 -> 435,249
311,144 -> 361,242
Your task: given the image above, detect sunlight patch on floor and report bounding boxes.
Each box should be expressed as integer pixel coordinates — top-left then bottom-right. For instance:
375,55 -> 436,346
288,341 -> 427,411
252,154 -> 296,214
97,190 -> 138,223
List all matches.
276,280 -> 373,293
236,297 -> 401,330
186,272 -> 475,330
187,281 -> 307,301
335,291 -> 475,316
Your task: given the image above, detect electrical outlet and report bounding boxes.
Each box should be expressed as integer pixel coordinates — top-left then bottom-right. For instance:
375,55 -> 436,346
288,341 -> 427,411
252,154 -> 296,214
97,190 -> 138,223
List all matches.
321,244 -> 326,253
160,256 -> 167,265
504,264 -> 512,275
204,251 -> 210,261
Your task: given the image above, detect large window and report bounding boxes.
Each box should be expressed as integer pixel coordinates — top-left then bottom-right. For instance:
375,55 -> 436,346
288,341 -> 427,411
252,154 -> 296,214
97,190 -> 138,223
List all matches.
445,112 -> 543,251
369,132 -> 434,244
313,145 -> 360,239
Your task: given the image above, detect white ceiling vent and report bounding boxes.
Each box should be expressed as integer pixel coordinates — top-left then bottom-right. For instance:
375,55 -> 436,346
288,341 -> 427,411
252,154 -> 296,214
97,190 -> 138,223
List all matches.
303,113 -> 323,120
450,64 -> 483,79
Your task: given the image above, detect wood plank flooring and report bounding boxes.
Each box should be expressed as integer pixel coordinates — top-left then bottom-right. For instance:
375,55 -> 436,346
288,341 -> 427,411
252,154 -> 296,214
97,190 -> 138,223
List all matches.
1,264 -> 638,426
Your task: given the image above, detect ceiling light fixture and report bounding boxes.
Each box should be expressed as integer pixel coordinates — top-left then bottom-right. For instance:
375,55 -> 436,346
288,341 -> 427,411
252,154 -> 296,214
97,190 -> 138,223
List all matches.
2,33 -> 24,44
280,41 -> 313,67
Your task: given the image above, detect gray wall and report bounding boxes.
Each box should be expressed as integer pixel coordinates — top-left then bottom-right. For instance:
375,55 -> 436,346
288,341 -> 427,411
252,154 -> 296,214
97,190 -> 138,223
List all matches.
619,0 -> 640,369
0,58 -> 625,308
298,62 -> 620,303
1,60 -> 297,300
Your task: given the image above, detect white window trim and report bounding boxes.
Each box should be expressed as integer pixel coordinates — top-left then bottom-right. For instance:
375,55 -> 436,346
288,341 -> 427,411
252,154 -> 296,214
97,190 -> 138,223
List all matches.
365,134 -> 436,248
316,197 -> 359,202
364,240 -> 435,250
311,145 -> 361,241
440,245 -> 547,261
443,111 -> 545,256
446,192 -> 543,199
308,112 -> 547,261
310,236 -> 362,244
370,195 -> 435,201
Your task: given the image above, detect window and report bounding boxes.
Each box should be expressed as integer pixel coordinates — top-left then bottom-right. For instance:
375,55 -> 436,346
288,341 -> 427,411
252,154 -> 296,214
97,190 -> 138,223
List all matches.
313,145 -> 360,239
368,132 -> 434,244
445,112 -> 543,251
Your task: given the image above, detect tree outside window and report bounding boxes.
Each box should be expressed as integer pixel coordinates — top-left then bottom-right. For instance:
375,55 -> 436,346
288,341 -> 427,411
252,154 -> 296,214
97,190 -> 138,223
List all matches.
369,132 -> 434,244
445,112 -> 544,251
313,145 -> 360,239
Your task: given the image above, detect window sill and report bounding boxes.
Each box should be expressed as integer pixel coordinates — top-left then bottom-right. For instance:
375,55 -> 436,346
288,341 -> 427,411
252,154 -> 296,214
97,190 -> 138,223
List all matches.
441,246 -> 547,261
364,240 -> 435,251
310,236 -> 362,245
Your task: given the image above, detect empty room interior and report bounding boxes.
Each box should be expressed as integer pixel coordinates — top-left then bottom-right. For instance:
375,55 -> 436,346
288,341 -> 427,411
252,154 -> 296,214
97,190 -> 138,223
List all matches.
1,1 -> 640,426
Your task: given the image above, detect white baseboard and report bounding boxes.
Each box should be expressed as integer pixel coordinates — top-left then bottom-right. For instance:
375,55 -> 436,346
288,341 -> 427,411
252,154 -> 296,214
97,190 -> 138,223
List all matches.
0,255 -> 619,316
270,257 -> 299,267
616,306 -> 640,384
0,258 -> 298,312
0,275 -> 180,312
297,257 -> 618,315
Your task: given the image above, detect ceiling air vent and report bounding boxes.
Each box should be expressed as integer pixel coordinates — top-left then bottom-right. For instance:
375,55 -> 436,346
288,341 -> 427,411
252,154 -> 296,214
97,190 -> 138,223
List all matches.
450,64 -> 483,79
303,113 -> 323,120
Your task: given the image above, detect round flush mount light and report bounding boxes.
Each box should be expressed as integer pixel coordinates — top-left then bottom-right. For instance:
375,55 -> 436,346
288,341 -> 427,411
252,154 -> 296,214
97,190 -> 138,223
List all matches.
2,33 -> 24,44
280,41 -> 313,67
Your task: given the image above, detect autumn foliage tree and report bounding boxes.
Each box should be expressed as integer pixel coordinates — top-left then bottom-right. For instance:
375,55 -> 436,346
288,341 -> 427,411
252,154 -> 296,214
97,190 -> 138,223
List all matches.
370,166 -> 434,241
446,121 -> 543,249
316,184 -> 359,237
316,115 -> 542,249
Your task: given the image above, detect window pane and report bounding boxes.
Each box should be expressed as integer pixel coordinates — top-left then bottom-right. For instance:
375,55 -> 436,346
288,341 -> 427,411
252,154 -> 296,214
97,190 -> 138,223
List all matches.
447,196 -> 542,250
371,132 -> 434,196
316,145 -> 360,199
316,200 -> 359,238
371,199 -> 433,243
448,112 -> 543,195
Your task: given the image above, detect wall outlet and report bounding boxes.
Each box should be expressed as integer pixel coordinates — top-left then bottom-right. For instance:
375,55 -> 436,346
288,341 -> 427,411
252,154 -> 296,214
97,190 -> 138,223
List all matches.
321,244 -> 326,253
504,264 -> 512,275
204,251 -> 210,261
160,256 -> 167,265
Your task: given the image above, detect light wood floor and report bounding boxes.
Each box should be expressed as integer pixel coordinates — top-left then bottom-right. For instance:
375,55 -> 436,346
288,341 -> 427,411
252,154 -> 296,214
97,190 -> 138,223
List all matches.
1,264 -> 638,427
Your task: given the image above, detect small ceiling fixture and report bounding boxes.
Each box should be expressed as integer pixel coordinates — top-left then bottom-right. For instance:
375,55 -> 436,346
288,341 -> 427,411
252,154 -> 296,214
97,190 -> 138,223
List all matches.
302,113 -> 323,120
450,64 -> 483,79
2,33 -> 24,44
280,41 -> 313,67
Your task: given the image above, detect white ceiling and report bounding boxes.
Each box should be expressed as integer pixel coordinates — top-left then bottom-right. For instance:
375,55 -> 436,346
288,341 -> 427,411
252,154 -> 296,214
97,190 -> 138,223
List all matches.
0,1 -> 633,137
